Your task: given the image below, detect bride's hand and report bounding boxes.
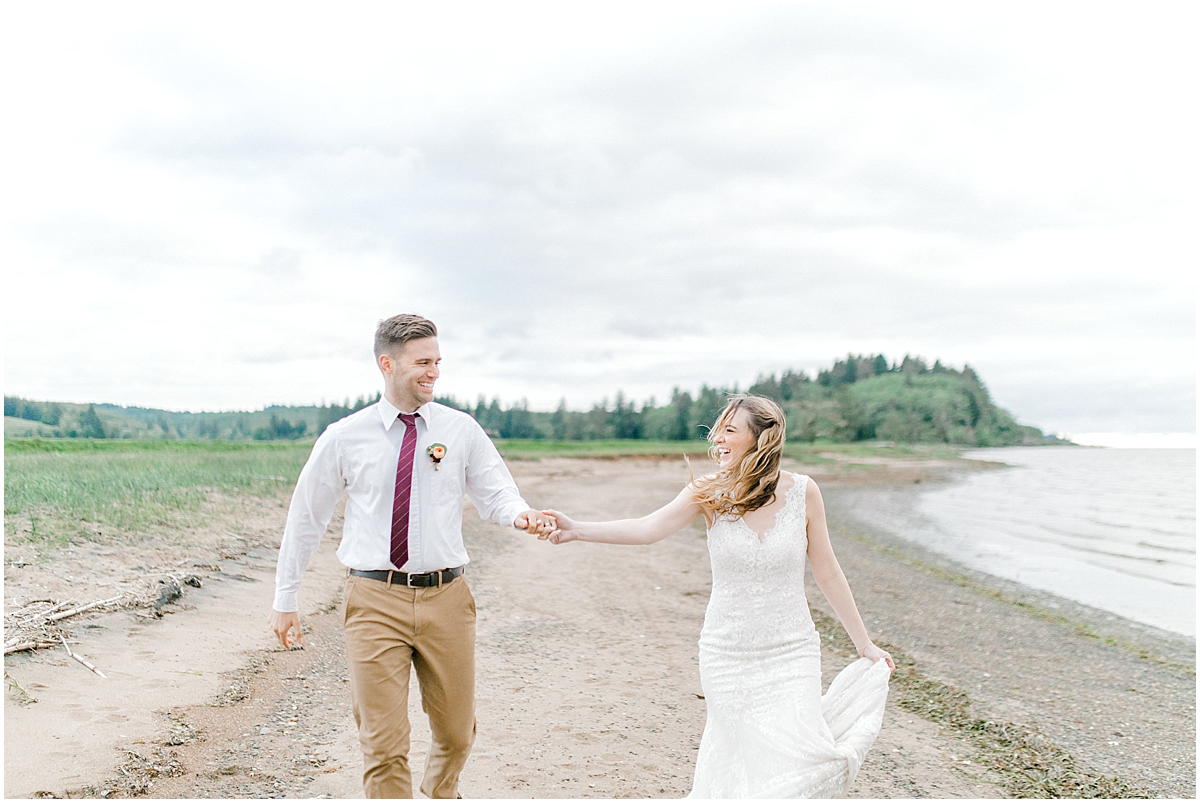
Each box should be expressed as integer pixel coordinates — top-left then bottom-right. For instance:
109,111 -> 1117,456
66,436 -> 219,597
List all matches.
860,643 -> 895,671
542,509 -> 578,544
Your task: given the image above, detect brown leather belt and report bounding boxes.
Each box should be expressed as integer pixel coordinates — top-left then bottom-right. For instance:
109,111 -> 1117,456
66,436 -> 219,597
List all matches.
349,566 -> 464,588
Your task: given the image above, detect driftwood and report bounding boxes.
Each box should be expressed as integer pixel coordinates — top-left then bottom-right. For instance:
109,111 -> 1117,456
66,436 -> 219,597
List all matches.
4,641 -> 57,655
4,594 -> 130,654
61,636 -> 107,679
4,572 -> 204,654
45,595 -> 125,623
11,599 -> 73,623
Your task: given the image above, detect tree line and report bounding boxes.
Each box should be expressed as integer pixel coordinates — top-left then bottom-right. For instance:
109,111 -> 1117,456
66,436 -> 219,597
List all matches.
5,397 -> 64,426
5,353 -> 1046,446
422,353 -> 1042,447
4,397 -> 318,442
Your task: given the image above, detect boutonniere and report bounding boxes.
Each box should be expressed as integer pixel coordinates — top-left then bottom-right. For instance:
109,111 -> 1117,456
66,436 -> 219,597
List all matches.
427,443 -> 447,470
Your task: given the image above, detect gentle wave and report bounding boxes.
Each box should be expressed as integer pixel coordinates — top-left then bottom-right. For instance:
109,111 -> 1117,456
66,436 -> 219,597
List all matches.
914,447 -> 1196,636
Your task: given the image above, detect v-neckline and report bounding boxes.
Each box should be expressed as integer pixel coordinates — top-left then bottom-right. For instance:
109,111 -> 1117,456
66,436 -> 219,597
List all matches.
738,473 -> 799,541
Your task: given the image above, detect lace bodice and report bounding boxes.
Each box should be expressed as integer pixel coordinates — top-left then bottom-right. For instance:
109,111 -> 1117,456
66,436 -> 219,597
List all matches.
700,473 -> 816,652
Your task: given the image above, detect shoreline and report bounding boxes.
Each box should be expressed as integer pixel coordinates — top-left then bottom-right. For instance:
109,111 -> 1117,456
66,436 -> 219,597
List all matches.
826,480 -> 1195,665
814,468 -> 1194,797
4,453 -> 1194,798
900,446 -> 1196,638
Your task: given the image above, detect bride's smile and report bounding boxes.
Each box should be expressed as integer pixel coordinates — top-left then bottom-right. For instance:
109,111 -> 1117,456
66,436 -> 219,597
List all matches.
714,410 -> 755,467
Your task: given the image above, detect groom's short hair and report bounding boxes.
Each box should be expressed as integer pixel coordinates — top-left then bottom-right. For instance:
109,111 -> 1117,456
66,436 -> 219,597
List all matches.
374,314 -> 438,359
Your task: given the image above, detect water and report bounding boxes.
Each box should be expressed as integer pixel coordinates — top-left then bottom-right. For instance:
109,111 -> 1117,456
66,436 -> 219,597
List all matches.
913,447 -> 1196,637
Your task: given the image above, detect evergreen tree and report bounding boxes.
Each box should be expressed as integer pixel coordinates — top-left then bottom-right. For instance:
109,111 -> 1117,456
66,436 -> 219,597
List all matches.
551,399 -> 569,440
611,391 -> 642,439
583,399 -> 611,440
779,369 -> 809,401
842,356 -> 858,384
486,399 -> 503,434
900,355 -> 929,374
689,385 -> 724,437
78,405 -> 107,439
254,415 -> 306,440
500,400 -> 538,439
435,395 -> 469,413
748,373 -> 783,402
669,388 -> 693,440
318,392 -> 382,434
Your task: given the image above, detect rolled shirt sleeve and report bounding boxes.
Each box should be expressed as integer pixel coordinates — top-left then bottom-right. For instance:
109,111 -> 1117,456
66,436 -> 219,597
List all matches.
274,429 -> 344,612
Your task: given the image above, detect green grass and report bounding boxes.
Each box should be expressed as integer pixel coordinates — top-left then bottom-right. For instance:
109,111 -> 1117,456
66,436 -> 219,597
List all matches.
4,436 -> 968,549
4,438 -> 314,547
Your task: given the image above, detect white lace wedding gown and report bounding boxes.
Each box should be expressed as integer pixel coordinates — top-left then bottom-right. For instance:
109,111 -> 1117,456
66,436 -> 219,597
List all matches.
689,473 -> 891,799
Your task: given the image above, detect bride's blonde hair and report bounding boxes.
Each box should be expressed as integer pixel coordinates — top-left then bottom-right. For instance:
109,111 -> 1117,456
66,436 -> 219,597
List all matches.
692,394 -> 786,518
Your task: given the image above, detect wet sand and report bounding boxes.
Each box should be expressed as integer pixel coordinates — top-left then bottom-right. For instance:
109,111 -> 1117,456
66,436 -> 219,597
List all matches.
4,454 -> 1194,798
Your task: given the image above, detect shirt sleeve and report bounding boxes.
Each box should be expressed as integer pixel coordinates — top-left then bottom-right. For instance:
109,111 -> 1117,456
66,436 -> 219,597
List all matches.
273,428 -> 345,611
463,422 -> 531,528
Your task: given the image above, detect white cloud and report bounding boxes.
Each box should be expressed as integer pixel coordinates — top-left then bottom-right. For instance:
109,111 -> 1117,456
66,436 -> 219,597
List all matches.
2,4 -> 1195,435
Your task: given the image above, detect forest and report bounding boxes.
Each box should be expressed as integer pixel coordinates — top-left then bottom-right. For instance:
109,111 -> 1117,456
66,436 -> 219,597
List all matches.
4,353 -> 1048,447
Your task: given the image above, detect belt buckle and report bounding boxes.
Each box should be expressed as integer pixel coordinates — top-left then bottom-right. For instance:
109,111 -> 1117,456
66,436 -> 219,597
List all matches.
405,572 -> 422,588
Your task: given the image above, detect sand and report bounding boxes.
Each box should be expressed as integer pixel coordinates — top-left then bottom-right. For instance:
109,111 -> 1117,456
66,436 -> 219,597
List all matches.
4,453 -> 1194,798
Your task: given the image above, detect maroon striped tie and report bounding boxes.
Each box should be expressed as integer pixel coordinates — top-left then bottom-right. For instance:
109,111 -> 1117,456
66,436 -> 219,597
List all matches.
390,413 -> 419,570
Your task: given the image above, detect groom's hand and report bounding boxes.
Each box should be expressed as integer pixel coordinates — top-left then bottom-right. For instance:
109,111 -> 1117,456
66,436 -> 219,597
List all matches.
514,509 -> 557,539
269,609 -> 302,650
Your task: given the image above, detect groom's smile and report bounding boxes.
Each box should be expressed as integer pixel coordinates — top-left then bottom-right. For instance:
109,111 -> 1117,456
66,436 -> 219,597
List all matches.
383,336 -> 442,411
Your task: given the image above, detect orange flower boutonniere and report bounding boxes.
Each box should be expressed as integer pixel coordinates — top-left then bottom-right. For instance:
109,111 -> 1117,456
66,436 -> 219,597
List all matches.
427,443 -> 447,470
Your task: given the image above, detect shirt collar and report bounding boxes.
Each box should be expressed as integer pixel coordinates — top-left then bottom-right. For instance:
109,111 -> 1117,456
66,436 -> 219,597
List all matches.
378,396 -> 435,430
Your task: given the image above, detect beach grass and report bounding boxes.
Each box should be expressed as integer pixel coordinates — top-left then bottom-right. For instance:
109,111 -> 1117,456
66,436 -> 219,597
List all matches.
4,436 -> 965,548
4,438 -> 313,547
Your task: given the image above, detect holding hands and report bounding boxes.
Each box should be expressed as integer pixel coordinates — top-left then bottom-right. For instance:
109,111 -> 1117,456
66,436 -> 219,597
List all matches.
540,510 -> 578,543
514,509 -> 557,538
513,509 -> 583,543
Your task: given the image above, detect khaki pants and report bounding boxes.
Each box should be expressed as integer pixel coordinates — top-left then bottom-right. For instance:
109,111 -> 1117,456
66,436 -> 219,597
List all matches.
342,573 -> 477,799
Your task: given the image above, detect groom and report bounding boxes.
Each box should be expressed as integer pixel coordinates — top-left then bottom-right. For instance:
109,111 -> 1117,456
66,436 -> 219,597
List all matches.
269,313 -> 555,798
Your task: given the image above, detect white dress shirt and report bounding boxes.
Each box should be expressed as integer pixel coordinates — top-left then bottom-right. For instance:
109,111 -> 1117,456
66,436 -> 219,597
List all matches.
273,397 -> 530,612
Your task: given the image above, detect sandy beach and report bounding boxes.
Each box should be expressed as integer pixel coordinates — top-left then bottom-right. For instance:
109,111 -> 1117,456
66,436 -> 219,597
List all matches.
4,453 -> 1195,798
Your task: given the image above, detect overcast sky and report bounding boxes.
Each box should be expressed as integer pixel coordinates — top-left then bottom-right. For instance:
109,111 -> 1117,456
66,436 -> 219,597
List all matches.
3,4 -> 1195,444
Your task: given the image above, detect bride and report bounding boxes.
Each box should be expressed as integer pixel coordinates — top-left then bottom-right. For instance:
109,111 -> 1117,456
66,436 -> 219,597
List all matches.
543,394 -> 894,798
